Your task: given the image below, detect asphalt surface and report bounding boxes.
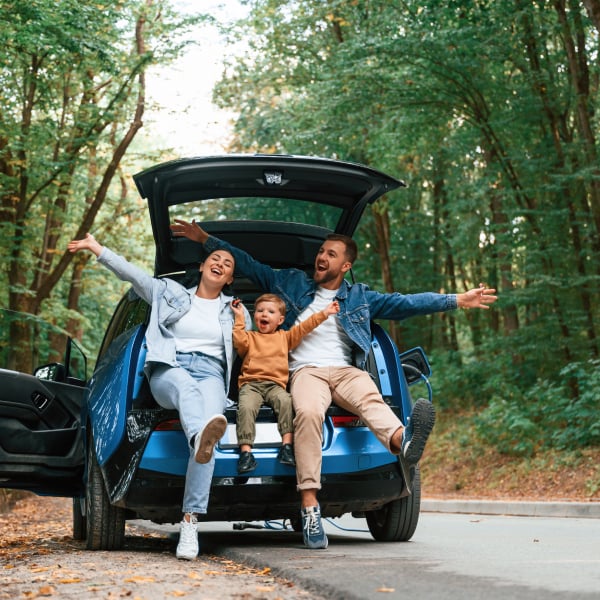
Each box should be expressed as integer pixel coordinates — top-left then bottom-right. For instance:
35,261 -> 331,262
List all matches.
146,500 -> 599,599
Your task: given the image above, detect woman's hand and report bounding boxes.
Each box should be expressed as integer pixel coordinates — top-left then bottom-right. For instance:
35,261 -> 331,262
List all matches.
67,233 -> 103,257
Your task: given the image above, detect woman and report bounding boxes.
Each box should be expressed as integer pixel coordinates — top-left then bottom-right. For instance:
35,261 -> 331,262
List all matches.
68,233 -> 251,560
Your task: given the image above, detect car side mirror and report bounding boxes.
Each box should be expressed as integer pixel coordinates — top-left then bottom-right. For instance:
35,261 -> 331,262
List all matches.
34,362 -> 66,382
34,338 -> 87,386
399,347 -> 431,385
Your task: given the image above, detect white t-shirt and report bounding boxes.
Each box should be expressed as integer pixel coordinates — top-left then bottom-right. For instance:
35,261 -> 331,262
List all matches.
288,287 -> 353,372
169,294 -> 225,362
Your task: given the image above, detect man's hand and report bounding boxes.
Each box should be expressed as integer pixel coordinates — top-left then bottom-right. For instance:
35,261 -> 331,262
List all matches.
457,284 -> 498,310
170,219 -> 208,244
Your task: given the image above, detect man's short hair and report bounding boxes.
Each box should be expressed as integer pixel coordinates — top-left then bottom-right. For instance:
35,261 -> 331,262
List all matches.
326,233 -> 357,264
254,293 -> 286,316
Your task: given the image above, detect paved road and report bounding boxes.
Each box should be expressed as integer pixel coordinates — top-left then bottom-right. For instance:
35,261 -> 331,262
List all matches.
147,505 -> 600,600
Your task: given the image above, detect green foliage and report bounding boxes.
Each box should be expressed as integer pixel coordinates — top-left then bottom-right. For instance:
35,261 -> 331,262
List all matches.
475,360 -> 600,456
212,0 -> 600,453
0,0 -> 200,370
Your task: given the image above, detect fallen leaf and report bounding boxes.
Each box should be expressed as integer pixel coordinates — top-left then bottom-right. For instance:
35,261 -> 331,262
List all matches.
124,576 -> 156,583
187,571 -> 203,580
377,587 -> 395,593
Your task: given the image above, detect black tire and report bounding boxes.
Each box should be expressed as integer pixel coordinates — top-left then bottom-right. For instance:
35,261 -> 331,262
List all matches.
365,465 -> 421,542
85,440 -> 126,550
72,497 -> 87,541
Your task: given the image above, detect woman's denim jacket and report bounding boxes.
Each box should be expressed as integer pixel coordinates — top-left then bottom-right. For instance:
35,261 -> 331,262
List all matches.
204,236 -> 457,370
97,247 -> 251,393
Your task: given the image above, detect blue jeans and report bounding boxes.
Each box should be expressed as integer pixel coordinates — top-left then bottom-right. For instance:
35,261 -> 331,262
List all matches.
149,352 -> 227,515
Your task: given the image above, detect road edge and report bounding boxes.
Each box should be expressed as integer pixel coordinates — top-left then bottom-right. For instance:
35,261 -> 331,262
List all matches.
422,498 -> 600,518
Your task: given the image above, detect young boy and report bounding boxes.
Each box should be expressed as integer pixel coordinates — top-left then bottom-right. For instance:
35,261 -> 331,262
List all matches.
231,293 -> 339,473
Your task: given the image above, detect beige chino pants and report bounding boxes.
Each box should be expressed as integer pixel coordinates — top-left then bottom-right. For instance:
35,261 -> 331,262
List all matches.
289,366 -> 403,491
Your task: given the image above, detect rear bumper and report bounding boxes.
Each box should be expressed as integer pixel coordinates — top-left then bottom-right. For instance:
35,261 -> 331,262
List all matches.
103,406 -> 407,520
124,462 -> 407,524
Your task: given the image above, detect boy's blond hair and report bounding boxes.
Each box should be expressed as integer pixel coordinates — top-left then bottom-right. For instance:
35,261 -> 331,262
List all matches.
254,293 -> 286,316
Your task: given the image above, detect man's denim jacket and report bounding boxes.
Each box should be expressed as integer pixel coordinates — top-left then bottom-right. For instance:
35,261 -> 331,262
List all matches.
98,247 -> 251,393
205,236 -> 457,370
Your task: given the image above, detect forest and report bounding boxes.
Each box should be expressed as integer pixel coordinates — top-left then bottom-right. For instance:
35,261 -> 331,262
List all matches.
0,0 -> 598,474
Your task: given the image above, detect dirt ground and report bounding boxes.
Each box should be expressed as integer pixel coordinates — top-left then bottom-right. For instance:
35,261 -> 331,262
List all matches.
0,495 -> 325,600
421,439 -> 600,502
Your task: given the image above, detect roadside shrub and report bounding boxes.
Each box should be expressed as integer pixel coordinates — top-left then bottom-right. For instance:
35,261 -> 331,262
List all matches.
430,347 -> 523,411
474,359 -> 600,456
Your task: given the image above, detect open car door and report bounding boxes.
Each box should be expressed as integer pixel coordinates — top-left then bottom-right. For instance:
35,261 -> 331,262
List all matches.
0,337 -> 86,496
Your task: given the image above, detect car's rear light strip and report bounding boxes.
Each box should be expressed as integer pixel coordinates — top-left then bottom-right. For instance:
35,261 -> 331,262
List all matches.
154,419 -> 183,431
331,415 -> 363,427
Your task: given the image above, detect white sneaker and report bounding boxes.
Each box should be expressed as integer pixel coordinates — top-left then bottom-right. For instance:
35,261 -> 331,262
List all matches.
176,514 -> 199,560
194,414 -> 227,464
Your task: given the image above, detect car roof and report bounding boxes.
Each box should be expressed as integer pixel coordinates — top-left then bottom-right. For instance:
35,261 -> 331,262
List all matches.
133,154 -> 404,277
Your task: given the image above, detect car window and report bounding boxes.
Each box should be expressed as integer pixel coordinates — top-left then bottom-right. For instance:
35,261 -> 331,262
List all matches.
97,291 -> 150,361
0,308 -> 73,372
169,196 -> 342,230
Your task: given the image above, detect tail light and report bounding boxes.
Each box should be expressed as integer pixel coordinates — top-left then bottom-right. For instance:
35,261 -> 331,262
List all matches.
154,419 -> 183,431
331,415 -> 363,427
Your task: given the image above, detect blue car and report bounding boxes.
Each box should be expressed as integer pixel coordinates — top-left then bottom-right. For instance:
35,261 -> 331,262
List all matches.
0,154 -> 433,549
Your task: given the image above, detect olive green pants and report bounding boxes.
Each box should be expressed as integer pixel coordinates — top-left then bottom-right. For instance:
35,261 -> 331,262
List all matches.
236,380 -> 294,447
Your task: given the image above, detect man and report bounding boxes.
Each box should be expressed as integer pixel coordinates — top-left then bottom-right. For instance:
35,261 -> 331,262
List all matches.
171,219 -> 498,549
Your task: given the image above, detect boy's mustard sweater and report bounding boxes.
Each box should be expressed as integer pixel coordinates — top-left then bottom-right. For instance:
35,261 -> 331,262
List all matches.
233,310 -> 329,389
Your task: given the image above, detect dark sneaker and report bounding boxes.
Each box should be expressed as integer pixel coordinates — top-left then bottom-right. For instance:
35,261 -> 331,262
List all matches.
301,505 -> 328,549
194,414 -> 227,464
402,398 -> 436,466
277,443 -> 296,466
237,451 -> 258,473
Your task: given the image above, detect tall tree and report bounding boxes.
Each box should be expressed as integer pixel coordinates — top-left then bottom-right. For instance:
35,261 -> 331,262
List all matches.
215,0 -> 600,397
0,0 -> 198,371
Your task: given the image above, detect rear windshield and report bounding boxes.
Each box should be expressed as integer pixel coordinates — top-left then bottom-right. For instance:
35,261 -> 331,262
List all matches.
168,196 -> 342,230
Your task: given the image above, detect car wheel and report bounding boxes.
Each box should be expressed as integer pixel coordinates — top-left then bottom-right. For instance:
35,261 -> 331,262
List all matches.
72,497 -> 87,541
85,440 -> 126,550
365,465 -> 421,542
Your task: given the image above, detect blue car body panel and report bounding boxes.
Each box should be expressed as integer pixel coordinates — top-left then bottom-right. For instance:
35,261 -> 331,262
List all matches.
88,325 -> 145,465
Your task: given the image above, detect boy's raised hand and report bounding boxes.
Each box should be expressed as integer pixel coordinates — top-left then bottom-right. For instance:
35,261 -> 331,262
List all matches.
230,298 -> 244,315
325,300 -> 340,316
